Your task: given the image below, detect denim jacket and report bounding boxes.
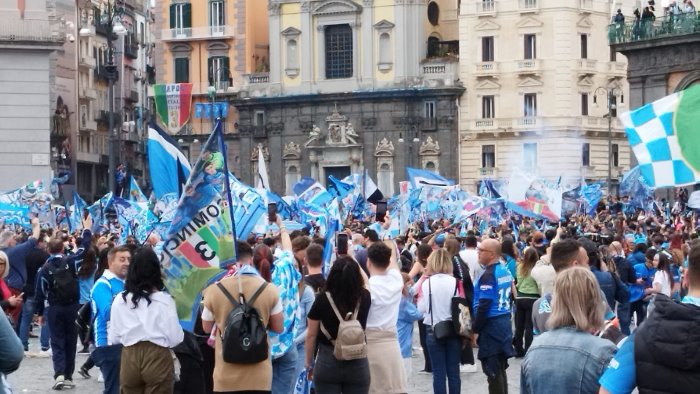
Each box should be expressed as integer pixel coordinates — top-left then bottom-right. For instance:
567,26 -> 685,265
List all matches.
521,327 -> 617,394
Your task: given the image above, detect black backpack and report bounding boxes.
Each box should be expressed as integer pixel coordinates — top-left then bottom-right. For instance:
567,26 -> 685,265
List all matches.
47,260 -> 79,305
216,278 -> 269,364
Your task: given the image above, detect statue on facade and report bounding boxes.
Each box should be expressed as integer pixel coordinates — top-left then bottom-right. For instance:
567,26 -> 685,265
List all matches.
328,124 -> 342,144
305,124 -> 322,147
345,122 -> 359,144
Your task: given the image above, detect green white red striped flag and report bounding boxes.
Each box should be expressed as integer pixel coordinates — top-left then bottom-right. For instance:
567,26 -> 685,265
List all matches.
153,83 -> 193,133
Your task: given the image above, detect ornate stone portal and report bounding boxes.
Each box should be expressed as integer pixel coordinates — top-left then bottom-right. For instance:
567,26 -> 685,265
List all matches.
304,105 -> 363,181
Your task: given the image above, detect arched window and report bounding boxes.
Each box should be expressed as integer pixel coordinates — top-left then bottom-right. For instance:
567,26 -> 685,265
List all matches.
425,161 -> 436,171
285,165 -> 300,196
377,162 -> 394,197
427,36 -> 440,58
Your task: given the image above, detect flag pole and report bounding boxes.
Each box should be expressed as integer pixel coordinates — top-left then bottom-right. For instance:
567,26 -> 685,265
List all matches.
216,119 -> 239,260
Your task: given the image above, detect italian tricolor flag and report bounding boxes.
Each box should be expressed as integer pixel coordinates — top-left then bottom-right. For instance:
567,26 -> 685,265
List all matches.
153,83 -> 193,133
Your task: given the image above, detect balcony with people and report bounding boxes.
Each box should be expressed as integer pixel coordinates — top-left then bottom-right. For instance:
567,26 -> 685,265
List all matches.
608,4 -> 699,45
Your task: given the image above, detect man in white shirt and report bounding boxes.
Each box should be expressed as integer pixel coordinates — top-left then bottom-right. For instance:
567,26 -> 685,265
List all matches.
459,235 -> 483,282
365,241 -> 406,393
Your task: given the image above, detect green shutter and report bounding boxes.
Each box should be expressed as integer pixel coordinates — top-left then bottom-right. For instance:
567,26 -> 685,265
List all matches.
223,57 -> 230,81
207,57 -> 214,84
184,3 -> 192,29
169,4 -> 175,29
175,58 -> 189,83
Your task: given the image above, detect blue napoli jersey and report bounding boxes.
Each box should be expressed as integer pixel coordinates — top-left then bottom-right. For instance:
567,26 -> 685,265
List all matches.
473,263 -> 513,318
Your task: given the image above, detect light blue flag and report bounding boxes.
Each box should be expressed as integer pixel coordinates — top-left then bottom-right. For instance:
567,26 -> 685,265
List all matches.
147,122 -> 192,199
0,203 -> 29,229
406,167 -> 453,188
129,176 -> 147,203
228,175 -> 266,240
322,219 -> 338,278
87,192 -> 113,232
71,192 -> 88,232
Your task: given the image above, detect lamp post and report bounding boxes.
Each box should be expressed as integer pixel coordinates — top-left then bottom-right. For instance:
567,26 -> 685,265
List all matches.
594,86 -> 624,196
99,0 -> 127,194
207,65 -> 230,133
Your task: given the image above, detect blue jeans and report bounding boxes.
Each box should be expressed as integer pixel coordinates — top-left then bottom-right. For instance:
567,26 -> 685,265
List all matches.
19,298 -> 50,350
92,344 -> 123,394
426,332 -> 461,394
294,341 -> 306,379
271,345 -> 298,394
617,301 -> 631,336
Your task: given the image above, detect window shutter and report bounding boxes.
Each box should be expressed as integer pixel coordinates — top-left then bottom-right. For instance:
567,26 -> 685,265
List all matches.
184,3 -> 192,29
207,57 -> 214,84
169,4 -> 176,29
223,57 -> 230,81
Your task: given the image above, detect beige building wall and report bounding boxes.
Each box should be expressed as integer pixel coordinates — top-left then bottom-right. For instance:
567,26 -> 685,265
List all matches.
458,0 -> 632,193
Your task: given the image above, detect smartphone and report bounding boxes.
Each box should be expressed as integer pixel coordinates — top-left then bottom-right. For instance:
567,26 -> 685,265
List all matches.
268,203 -> 277,223
336,232 -> 349,255
375,200 -> 387,223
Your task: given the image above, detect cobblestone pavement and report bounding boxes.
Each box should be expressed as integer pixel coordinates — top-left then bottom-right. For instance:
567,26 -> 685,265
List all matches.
10,335 -> 522,393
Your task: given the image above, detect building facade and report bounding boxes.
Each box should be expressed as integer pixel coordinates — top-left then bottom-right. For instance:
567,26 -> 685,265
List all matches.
458,0 -> 632,193
233,0 -> 464,196
0,0 -> 65,192
155,0 -> 269,142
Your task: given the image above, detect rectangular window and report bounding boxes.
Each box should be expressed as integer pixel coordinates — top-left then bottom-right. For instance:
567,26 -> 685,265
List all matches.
325,24 -> 353,79
524,93 -> 537,117
612,144 -> 619,167
209,0 -> 225,35
254,111 -> 265,126
169,3 -> 191,33
581,93 -> 589,116
524,34 -> 536,59
482,36 -> 494,62
582,143 -> 590,166
482,95 -> 495,119
482,145 -> 495,168
174,58 -> 189,83
523,143 -> 538,171
424,101 -> 436,130
208,56 -> 230,87
580,34 -> 588,59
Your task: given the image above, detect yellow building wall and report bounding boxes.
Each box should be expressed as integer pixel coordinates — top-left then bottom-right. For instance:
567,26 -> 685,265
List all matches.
374,0 -> 394,82
281,3 -> 301,86
246,0 -> 270,74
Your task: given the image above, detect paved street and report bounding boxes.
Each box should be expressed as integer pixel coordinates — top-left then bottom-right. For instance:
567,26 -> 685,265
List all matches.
9,334 -> 521,393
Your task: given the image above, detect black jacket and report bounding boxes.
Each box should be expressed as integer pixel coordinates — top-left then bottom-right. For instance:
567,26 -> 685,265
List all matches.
635,295 -> 700,394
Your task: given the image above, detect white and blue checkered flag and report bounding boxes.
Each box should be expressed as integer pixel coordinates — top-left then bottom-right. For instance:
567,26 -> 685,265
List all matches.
620,85 -> 700,188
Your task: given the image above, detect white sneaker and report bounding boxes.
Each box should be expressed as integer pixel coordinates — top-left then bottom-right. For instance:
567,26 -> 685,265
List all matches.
53,375 -> 65,390
37,350 -> 51,358
460,364 -> 478,373
98,372 -> 104,383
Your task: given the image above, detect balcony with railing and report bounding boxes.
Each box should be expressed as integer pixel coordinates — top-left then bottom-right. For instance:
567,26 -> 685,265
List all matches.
124,34 -> 139,59
79,56 -> 96,69
161,25 -> 235,41
607,61 -> 627,77
579,0 -> 593,12
477,0 -> 497,15
516,59 -> 542,74
0,18 -> 66,45
519,0 -> 538,13
479,167 -> 498,178
576,59 -> 597,75
80,87 -> 98,101
609,13 -> 700,45
420,57 -> 459,87
244,73 -> 270,85
475,62 -> 498,76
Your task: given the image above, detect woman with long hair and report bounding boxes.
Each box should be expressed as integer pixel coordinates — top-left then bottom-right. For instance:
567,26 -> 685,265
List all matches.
651,251 -> 674,297
417,249 -> 461,394
253,244 -> 272,282
294,253 -> 316,379
521,267 -> 617,394
108,248 -> 184,394
501,238 -> 518,280
513,247 -> 540,357
305,256 -> 371,393
410,243 -> 434,373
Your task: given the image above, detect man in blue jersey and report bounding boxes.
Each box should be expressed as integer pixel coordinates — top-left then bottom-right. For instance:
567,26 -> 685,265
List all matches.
90,245 -> 130,394
473,238 -> 515,394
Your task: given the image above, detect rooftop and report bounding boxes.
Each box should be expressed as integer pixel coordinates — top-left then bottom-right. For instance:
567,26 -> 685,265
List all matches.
608,13 -> 700,46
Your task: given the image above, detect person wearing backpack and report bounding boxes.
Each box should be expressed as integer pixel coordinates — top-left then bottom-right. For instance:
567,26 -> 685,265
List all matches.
305,256 -> 372,394
34,228 -> 92,390
201,240 -> 283,393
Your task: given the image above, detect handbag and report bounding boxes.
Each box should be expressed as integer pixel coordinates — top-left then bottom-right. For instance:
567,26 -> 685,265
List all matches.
451,258 -> 473,338
429,277 -> 455,341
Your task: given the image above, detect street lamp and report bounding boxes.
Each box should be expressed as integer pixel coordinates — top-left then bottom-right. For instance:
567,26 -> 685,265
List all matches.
594,86 -> 624,196
207,65 -> 230,132
100,0 -> 127,194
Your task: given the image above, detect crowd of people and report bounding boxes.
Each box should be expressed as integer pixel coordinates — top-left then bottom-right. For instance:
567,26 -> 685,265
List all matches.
1,196 -> 700,394
611,0 -> 698,42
